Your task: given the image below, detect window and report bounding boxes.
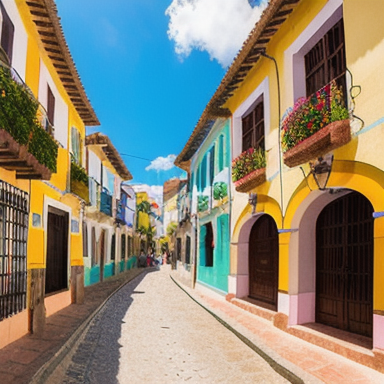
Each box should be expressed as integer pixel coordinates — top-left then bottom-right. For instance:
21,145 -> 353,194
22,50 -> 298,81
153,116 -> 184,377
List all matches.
200,156 -> 207,191
111,234 -> 115,260
218,135 -> 224,172
209,146 -> 215,185
121,234 -> 126,259
176,238 -> 182,261
185,236 -> 191,265
0,181 -> 28,320
0,2 -> 14,64
91,227 -> 97,266
305,19 -> 346,97
82,222 -> 88,257
200,222 -> 214,267
128,236 -> 133,257
71,127 -> 81,165
242,98 -> 264,152
47,85 -> 55,126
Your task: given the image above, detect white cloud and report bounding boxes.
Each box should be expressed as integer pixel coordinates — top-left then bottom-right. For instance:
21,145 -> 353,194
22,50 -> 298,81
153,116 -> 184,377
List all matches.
145,154 -> 176,172
165,0 -> 267,68
131,184 -> 164,203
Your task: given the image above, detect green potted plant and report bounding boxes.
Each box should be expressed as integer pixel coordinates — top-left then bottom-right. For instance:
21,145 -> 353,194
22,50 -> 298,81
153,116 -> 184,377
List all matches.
232,147 -> 266,193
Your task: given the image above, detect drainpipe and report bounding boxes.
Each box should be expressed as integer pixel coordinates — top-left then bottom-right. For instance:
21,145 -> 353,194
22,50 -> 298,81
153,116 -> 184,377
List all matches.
260,51 -> 284,227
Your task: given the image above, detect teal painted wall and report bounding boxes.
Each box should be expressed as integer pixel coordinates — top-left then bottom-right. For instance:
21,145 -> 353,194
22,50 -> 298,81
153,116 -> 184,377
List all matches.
119,260 -> 125,272
197,213 -> 230,292
104,262 -> 115,279
127,256 -> 137,270
84,265 -> 101,286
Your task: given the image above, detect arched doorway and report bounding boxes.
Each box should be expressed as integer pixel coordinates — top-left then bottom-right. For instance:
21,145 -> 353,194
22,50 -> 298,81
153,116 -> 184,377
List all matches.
316,191 -> 373,337
249,214 -> 279,311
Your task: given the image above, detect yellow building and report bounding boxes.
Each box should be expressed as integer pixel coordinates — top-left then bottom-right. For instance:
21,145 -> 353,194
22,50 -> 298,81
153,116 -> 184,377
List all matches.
135,191 -> 150,252
0,0 -> 99,348
196,0 -> 384,370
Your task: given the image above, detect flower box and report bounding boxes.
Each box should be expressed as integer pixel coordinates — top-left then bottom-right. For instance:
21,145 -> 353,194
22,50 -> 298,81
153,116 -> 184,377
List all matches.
283,119 -> 350,168
232,147 -> 266,193
281,80 -> 350,168
70,179 -> 89,203
234,167 -> 266,193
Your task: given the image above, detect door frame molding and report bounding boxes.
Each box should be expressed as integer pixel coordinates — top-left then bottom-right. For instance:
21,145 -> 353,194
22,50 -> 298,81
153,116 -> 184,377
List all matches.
43,196 -> 72,282
248,214 -> 279,311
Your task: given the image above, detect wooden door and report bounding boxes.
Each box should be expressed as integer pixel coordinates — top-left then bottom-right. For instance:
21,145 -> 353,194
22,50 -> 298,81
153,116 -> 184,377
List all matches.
249,215 -> 278,311
45,209 -> 68,295
316,192 -> 373,337
99,230 -> 105,282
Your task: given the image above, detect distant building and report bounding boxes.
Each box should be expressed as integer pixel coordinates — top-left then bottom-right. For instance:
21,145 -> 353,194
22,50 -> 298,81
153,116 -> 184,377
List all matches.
83,133 -> 133,286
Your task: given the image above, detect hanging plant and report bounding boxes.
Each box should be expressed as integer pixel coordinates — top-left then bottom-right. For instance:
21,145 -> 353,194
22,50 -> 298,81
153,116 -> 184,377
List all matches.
198,195 -> 209,212
70,160 -> 88,184
0,65 -> 58,172
213,182 -> 228,200
232,147 -> 266,182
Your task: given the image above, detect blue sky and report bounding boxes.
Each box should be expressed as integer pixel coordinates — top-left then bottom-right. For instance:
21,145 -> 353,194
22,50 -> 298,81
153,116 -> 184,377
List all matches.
55,0 -> 266,189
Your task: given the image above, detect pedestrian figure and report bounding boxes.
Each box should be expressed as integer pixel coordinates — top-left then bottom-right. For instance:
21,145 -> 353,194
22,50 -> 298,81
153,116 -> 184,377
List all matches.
138,249 -> 146,268
147,247 -> 154,267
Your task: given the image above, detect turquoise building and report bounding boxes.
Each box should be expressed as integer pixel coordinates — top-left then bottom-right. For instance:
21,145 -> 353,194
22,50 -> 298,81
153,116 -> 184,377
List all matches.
175,118 -> 231,294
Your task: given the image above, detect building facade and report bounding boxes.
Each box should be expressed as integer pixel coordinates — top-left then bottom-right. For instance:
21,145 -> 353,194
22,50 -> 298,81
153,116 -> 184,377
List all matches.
176,118 -> 231,292
187,0 -> 384,368
172,0 -> 384,370
0,0 -> 99,348
83,133 -> 133,286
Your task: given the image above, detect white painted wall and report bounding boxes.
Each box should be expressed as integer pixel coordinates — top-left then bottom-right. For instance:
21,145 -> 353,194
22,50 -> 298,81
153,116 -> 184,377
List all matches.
0,0 -> 28,79
88,150 -> 101,183
38,61 -> 69,148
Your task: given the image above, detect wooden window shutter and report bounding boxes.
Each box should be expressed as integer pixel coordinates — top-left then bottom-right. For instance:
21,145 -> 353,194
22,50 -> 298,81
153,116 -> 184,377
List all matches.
0,2 -> 14,64
47,85 -> 55,126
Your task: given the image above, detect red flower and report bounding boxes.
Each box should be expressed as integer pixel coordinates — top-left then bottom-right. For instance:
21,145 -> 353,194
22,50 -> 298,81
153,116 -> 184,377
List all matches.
316,102 -> 324,111
307,122 -> 313,129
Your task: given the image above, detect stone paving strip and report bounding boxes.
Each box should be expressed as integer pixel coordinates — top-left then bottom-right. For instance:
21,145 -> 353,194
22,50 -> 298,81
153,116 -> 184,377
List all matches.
45,266 -> 296,384
172,270 -> 384,384
0,267 -> 144,384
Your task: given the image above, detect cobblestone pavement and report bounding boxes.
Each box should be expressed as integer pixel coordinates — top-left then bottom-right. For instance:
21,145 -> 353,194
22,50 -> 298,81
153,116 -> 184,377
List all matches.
46,266 -> 293,384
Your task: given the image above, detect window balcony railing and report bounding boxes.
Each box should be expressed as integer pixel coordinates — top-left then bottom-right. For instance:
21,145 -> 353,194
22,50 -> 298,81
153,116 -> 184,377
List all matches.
116,199 -> 126,225
70,158 -> 89,203
231,147 -> 266,193
100,188 -> 112,216
281,80 -> 350,168
0,52 -> 58,179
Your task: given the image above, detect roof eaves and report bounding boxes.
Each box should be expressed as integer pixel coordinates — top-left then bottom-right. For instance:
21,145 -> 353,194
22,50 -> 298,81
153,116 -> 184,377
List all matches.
175,0 -> 301,167
26,0 -> 100,126
85,133 -> 132,181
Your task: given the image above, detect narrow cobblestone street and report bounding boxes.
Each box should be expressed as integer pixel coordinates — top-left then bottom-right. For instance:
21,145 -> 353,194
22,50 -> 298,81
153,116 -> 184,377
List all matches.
46,266 -> 291,384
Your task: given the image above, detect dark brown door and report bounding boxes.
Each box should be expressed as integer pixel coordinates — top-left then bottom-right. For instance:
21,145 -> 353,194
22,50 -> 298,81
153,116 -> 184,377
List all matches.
45,208 -> 68,295
316,192 -> 373,337
249,215 -> 278,311
99,230 -> 105,282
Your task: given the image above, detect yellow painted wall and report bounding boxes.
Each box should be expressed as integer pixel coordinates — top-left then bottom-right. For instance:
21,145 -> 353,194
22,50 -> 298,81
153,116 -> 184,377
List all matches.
136,192 -> 150,229
13,0 -> 92,273
226,0 -> 384,309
